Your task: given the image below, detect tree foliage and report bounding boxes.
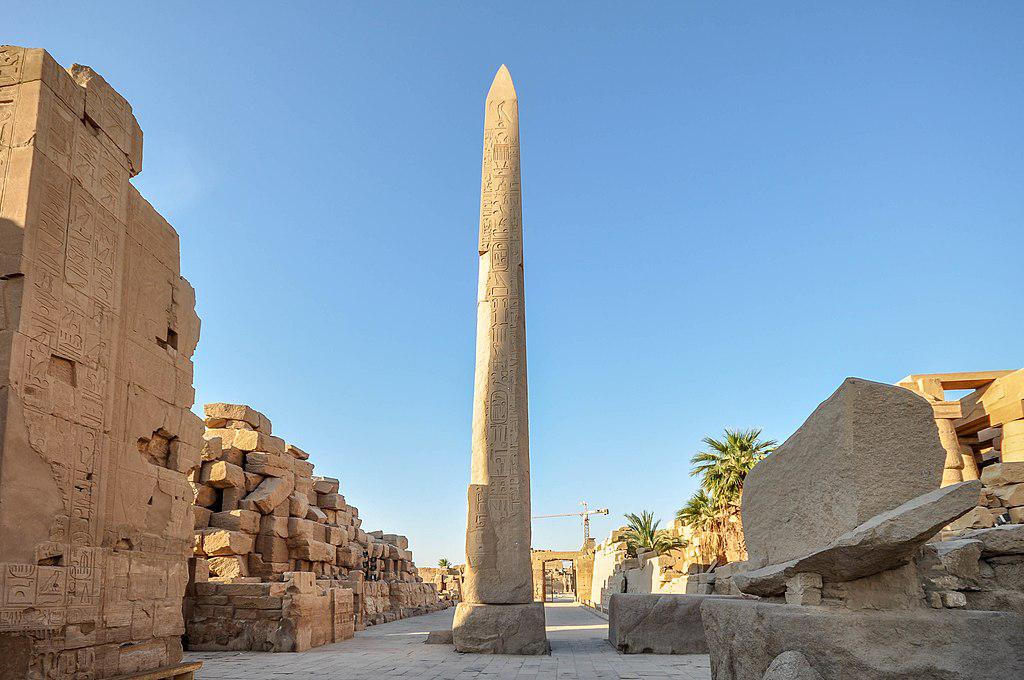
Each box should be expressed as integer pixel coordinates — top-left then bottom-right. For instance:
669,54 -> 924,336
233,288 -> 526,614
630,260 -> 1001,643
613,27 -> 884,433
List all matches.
688,428 -> 776,507
622,510 -> 685,557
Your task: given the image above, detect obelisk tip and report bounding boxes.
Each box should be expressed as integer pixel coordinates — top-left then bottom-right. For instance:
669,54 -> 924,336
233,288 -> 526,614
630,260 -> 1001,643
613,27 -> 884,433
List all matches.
487,64 -> 516,99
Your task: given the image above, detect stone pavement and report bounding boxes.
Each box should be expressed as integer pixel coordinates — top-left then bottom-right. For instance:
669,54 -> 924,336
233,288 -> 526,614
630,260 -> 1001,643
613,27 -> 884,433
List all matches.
186,600 -> 713,679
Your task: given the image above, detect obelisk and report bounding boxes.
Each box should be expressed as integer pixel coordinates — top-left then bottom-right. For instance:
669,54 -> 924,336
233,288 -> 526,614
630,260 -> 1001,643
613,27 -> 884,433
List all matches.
452,65 -> 549,655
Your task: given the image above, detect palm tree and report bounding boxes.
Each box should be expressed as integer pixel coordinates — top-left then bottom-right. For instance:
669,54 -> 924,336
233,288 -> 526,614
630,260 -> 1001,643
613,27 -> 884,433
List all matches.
689,428 -> 776,506
437,557 -> 451,568
675,489 -> 719,532
621,510 -> 684,557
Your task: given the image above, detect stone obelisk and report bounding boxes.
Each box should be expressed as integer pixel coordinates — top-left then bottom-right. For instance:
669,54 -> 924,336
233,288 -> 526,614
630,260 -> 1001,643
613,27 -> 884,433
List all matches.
452,65 -> 548,655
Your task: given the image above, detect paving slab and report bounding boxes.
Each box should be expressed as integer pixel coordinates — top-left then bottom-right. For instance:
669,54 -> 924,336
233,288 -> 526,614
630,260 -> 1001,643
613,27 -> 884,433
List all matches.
186,602 -> 712,679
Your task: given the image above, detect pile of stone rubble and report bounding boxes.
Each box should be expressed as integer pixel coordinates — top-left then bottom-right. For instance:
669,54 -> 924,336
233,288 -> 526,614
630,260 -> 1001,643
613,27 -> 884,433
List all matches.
185,403 -> 444,651
608,379 -> 1024,678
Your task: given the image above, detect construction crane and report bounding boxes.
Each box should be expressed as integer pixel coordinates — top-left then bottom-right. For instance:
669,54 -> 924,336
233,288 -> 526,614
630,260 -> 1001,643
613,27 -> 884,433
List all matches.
532,501 -> 609,544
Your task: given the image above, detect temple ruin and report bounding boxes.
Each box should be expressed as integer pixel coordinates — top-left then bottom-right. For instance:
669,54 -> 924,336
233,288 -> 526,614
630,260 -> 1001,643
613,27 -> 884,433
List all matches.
0,46 -> 203,678
1,40 -> 1022,680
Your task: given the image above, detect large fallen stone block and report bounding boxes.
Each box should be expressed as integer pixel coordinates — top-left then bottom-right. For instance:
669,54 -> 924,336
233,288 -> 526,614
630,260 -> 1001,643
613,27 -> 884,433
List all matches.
452,602 -> 548,655
700,598 -> 1024,680
734,481 -> 981,596
608,593 -> 736,654
742,378 -> 946,569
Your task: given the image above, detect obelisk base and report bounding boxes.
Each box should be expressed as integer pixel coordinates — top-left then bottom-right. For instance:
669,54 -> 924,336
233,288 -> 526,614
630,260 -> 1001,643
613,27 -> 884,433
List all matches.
452,602 -> 549,655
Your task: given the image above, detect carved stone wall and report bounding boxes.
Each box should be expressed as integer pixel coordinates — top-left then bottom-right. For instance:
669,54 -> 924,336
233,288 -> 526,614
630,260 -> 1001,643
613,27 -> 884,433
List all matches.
0,46 -> 202,678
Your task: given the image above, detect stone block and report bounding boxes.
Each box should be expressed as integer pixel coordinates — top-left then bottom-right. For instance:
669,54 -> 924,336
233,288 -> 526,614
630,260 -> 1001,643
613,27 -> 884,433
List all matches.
259,515 -> 289,538
318,492 -> 345,510
980,462 -> 1024,486
785,573 -> 822,606
700,598 -> 1024,680
199,460 -> 245,489
256,533 -> 289,563
962,524 -> 1024,558
193,506 -> 212,529
243,474 -> 294,514
221,486 -> 245,511
293,459 -> 315,478
742,378 -> 947,569
608,593 -> 734,654
288,491 -> 310,518
326,526 -> 347,546
207,556 -> 248,579
204,403 -> 272,433
245,451 -> 291,477
209,509 -> 260,534
200,434 -> 222,462
425,629 -> 454,645
193,484 -> 217,507
290,538 -> 334,563
202,529 -> 255,556
735,481 -> 981,596
313,477 -> 340,494
993,483 -> 1024,507
286,443 -> 310,460
233,428 -> 285,454
452,602 -> 548,655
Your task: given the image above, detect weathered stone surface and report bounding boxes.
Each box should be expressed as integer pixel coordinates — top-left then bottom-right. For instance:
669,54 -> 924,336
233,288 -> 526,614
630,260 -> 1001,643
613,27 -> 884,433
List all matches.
209,509 -> 260,534
204,403 -> 271,433
425,629 -> 454,645
762,651 -> 824,680
202,530 -> 255,557
200,460 -> 245,489
0,45 -> 200,678
700,599 -> 1024,680
462,64 -> 535,607
735,481 -> 981,596
607,593 -> 734,654
980,462 -> 1024,486
243,475 -> 294,514
454,65 -> 546,654
742,378 -> 946,569
961,524 -> 1024,558
452,602 -> 549,655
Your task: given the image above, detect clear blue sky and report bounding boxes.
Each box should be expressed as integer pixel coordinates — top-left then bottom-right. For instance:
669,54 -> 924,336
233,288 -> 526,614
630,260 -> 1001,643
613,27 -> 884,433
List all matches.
10,3 -> 1023,565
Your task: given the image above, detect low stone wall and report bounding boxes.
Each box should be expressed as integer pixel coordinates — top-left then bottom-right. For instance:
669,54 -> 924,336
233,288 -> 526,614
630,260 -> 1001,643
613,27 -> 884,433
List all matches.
185,572 -> 353,652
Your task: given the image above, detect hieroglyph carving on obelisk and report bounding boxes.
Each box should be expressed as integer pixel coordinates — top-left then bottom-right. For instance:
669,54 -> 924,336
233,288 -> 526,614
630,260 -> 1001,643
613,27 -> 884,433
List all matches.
464,64 -> 533,605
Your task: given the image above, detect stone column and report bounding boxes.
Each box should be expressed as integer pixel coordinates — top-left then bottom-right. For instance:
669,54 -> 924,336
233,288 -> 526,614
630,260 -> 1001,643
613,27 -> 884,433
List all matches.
1002,420 -> 1024,463
452,65 -> 548,655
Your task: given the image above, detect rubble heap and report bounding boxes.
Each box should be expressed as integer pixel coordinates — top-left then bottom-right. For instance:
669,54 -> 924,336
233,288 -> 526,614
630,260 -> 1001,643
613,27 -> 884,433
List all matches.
701,378 -> 1024,679
0,46 -> 203,678
185,403 -> 445,651
418,566 -> 463,605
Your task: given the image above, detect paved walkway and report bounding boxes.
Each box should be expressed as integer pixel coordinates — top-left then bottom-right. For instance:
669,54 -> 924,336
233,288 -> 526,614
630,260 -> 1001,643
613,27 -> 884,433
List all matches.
186,601 -> 713,679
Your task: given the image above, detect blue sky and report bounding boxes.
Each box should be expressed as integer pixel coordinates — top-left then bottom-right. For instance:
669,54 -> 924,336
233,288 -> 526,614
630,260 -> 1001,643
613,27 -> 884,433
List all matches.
10,3 -> 1023,565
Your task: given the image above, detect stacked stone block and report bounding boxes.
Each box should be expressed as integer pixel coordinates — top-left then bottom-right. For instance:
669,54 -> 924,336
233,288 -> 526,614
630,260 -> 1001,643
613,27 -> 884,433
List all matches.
185,403 -> 446,651
0,46 -> 203,677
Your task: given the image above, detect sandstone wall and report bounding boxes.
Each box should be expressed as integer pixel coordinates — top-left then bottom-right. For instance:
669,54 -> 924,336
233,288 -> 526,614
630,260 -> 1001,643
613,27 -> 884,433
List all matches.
0,46 -> 202,677
184,403 -> 446,651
